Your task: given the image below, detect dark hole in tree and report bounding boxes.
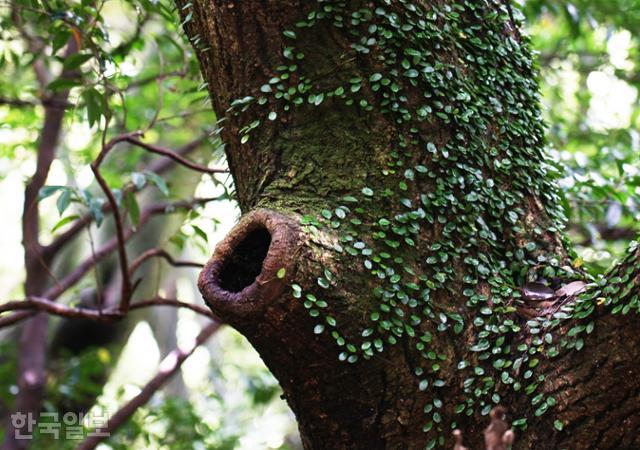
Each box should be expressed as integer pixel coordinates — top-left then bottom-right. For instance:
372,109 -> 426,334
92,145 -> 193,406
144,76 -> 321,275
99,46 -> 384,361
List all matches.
218,227 -> 272,293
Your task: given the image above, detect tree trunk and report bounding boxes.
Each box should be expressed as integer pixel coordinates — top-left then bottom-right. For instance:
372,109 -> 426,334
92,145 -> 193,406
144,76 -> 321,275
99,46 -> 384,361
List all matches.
178,1 -> 640,448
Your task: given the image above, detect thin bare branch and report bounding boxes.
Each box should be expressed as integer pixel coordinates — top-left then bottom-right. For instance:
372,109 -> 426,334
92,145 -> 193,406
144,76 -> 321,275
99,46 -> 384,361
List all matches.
128,248 -> 204,278
43,197 -> 220,303
74,321 -> 220,450
123,135 -> 227,174
91,153 -> 135,311
0,297 -> 122,322
42,134 -> 210,260
0,96 -> 73,109
0,296 -> 216,325
128,297 -> 216,319
89,129 -> 222,312
0,311 -> 34,329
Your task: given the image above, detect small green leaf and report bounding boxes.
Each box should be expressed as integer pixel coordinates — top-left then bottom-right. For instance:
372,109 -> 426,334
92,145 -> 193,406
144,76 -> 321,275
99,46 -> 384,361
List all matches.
82,88 -> 105,128
125,191 -> 140,226
52,215 -> 79,232
38,185 -> 65,201
192,225 -> 208,243
277,268 -> 286,279
56,188 -> 71,215
131,172 -> 146,189
47,78 -> 81,92
145,172 -> 169,196
63,53 -> 93,70
362,187 -> 374,197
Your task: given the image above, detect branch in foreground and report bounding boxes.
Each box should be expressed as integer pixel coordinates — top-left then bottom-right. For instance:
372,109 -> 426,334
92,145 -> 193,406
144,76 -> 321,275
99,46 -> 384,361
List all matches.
75,321 -> 220,450
91,159 -> 134,312
0,296 -> 216,324
90,130 -> 226,311
43,134 -> 210,260
0,310 -> 34,328
0,297 -> 121,321
0,198 -> 219,330
128,248 -> 204,279
93,131 -> 226,175
44,197 -> 219,304
123,135 -> 227,174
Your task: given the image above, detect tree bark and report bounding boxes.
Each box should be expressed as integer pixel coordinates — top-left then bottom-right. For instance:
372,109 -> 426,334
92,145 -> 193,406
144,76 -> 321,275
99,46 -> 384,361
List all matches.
179,1 -> 640,448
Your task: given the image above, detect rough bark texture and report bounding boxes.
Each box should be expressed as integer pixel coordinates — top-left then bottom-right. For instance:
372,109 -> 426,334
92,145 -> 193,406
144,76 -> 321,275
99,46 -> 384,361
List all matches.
179,1 -> 640,448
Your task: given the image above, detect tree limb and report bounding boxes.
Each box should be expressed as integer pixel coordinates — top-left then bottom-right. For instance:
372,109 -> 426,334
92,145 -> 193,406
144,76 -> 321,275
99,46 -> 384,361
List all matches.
42,134 -> 212,260
0,296 -> 217,323
5,33 -> 80,450
128,248 -> 204,279
74,321 -> 220,450
43,197 -> 220,304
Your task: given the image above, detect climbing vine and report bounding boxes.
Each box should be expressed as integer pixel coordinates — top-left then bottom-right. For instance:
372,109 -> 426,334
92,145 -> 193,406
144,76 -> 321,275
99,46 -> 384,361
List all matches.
200,0 -> 640,447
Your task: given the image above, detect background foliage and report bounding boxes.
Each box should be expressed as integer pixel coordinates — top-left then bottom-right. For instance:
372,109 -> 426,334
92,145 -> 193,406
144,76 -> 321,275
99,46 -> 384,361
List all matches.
0,0 -> 638,448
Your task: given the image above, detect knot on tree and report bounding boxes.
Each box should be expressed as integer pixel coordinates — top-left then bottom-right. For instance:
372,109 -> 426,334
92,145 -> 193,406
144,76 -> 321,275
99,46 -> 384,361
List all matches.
198,209 -> 301,326
453,406 -> 515,450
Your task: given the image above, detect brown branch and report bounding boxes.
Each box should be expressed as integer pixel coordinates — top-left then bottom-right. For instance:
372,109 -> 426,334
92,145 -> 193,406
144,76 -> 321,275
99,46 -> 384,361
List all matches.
89,130 -> 222,312
0,96 -> 73,109
42,197 -> 219,303
0,311 -> 34,329
123,135 -> 227,174
0,296 -> 216,325
42,134 -> 210,260
0,96 -> 37,108
5,34 -> 80,450
74,321 -> 220,450
91,138 -> 136,311
0,297 -> 122,322
128,248 -> 204,278
128,297 -> 217,319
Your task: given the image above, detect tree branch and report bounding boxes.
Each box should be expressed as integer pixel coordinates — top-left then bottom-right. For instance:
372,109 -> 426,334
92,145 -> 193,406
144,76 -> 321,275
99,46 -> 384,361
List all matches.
0,311 -> 34,329
122,135 -> 227,175
0,96 -> 73,109
128,297 -> 217,319
128,248 -> 204,278
0,296 -> 216,324
0,297 -> 122,322
91,156 -> 134,312
42,197 -> 219,304
74,321 -> 220,450
80,130 -> 224,310
5,33 -> 80,450
42,134 -> 211,260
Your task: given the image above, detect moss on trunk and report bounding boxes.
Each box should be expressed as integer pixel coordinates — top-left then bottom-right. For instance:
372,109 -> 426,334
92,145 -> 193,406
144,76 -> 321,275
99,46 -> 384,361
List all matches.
179,1 -> 640,448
